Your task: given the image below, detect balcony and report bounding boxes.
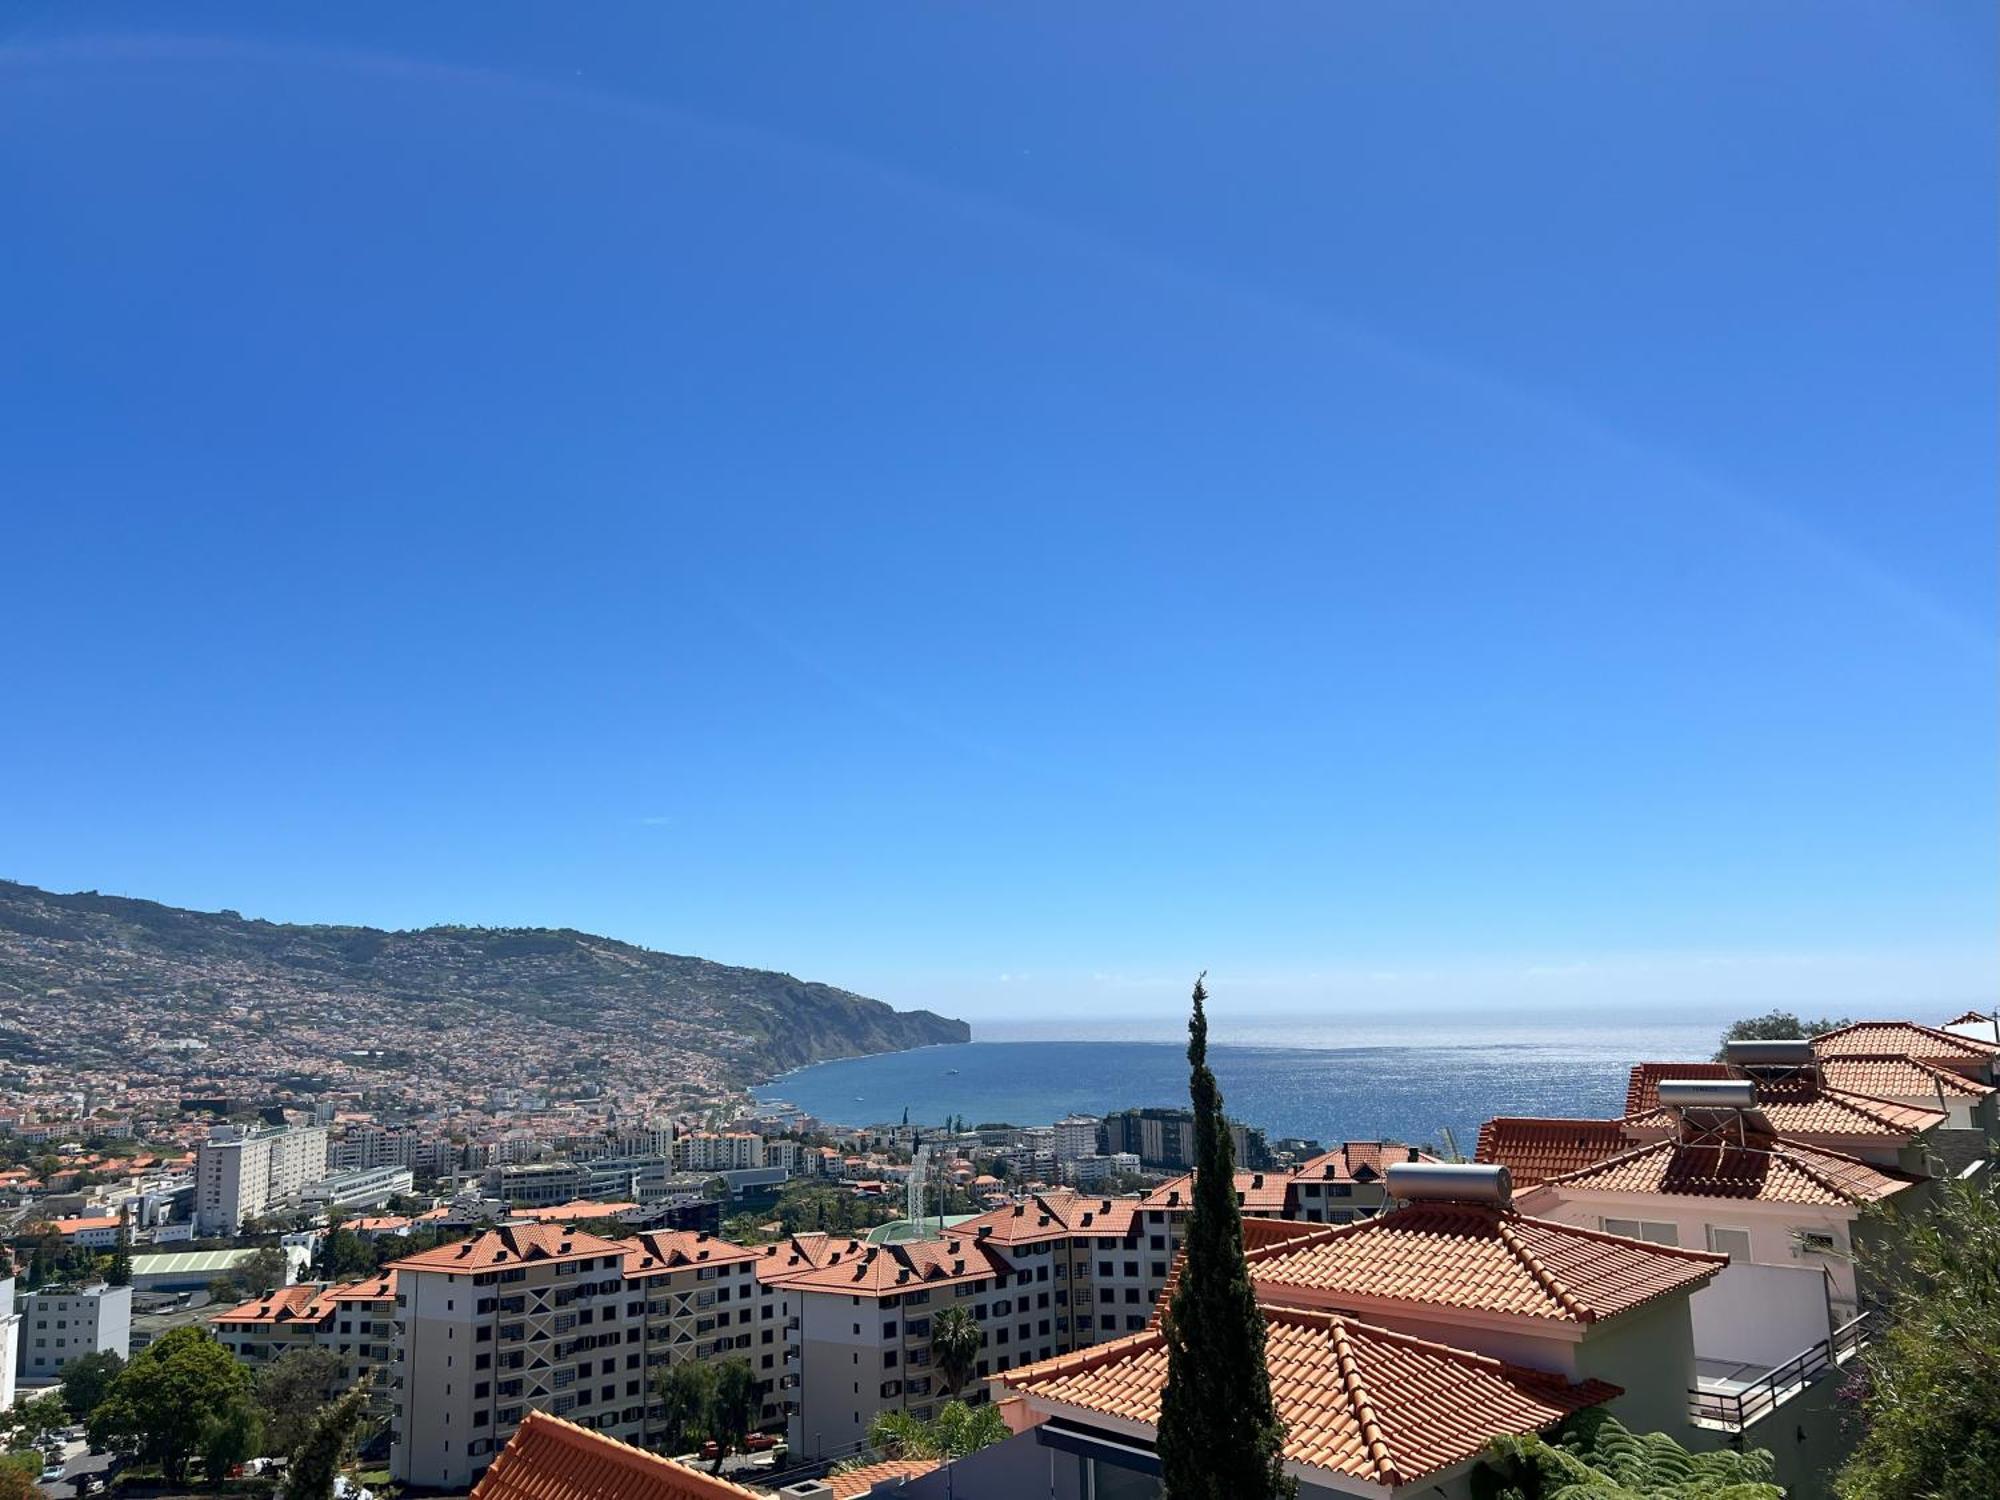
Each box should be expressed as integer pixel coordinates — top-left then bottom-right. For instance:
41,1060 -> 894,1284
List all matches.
1689,1311 -> 1873,1431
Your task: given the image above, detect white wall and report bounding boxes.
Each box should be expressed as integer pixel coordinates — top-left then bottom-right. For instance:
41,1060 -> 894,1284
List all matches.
1689,1262 -> 1832,1370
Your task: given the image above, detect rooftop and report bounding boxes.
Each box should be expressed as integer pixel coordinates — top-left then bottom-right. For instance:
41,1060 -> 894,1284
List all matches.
1545,1137 -> 1920,1206
1475,1118 -> 1631,1186
469,1411 -> 762,1500
388,1223 -> 628,1273
1240,1202 -> 1725,1326
828,1458 -> 945,1497
1002,1303 -> 1619,1488
1810,1021 -> 2000,1066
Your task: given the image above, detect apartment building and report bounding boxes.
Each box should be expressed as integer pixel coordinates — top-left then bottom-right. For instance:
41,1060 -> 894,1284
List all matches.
303,1165 -> 415,1214
1051,1115 -> 1103,1162
1099,1108 -> 1272,1172
673,1133 -> 763,1174
18,1282 -> 132,1380
195,1123 -> 330,1234
212,1274 -> 399,1412
0,1268 -> 18,1412
623,1231 -> 787,1438
389,1225 -> 642,1491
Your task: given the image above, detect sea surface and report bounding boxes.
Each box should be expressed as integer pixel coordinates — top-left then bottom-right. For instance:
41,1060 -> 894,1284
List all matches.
752,1009 -> 1734,1151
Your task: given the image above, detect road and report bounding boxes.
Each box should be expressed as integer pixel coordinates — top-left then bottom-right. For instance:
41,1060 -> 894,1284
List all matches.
37,1440 -> 116,1499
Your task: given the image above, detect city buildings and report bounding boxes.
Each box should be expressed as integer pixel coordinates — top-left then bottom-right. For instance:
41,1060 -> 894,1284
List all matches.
302,1165 -> 416,1214
195,1122 -> 330,1234
17,1282 -> 132,1382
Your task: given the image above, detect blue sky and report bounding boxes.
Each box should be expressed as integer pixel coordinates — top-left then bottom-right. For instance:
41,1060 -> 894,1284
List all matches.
2,4 -> 1993,1030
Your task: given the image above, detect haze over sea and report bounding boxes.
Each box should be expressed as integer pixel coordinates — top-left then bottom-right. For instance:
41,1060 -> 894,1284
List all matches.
753,1005 -> 1746,1151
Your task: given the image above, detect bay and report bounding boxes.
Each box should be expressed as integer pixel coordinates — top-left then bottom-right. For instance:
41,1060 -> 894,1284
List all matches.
753,1011 -> 1731,1151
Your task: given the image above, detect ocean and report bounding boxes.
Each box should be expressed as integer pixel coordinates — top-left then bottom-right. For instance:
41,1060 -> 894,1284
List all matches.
751,1009 -> 1736,1151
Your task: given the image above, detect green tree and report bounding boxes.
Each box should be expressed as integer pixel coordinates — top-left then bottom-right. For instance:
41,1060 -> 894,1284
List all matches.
86,1326 -> 258,1485
929,1306 -> 982,1396
0,1459 -> 42,1500
652,1359 -> 760,1471
864,1400 -> 1008,1461
255,1346 -> 344,1457
5,1393 -> 70,1453
283,1387 -> 373,1500
198,1397 -> 262,1485
106,1224 -> 133,1288
208,1245 -> 292,1304
1834,1180 -> 2000,1500
704,1360 -> 759,1472
1155,975 -> 1293,1500
1474,1410 -> 1779,1498
58,1350 -> 125,1421
1713,1011 -> 1850,1061
654,1361 -> 718,1455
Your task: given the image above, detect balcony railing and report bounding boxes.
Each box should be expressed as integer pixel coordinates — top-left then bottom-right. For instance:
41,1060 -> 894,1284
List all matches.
1689,1310 -> 1874,1430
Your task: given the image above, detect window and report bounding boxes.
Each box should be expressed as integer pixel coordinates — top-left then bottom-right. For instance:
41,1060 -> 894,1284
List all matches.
1602,1217 -> 1680,1246
1706,1225 -> 1753,1261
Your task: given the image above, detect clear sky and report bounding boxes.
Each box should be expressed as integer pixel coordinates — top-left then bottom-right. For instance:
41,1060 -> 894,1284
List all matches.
2,3 -> 1993,1031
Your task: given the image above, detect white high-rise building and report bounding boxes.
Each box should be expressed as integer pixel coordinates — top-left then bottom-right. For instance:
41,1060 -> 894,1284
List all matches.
195,1123 -> 330,1234
0,1268 -> 19,1412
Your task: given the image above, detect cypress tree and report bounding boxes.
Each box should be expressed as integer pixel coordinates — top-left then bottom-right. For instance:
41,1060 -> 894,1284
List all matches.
1155,975 -> 1293,1500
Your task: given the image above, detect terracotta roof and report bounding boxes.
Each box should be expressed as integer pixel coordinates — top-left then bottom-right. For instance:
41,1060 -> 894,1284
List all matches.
624,1231 -> 759,1278
1625,1062 -> 1733,1116
778,1234 -> 1015,1297
1241,1202 -> 1724,1325
1623,1085 -> 1941,1142
1819,1055 -> 1990,1099
753,1232 -> 860,1287
1142,1170 -> 1292,1216
957,1191 -> 1138,1247
386,1223 -> 628,1274
1811,1021 -> 1999,1066
325,1272 -> 398,1303
1546,1138 -> 1920,1206
513,1200 -> 639,1223
1475,1119 -> 1631,1186
469,1411 -> 761,1500
53,1216 -> 122,1235
1291,1142 -> 1437,1183
1944,1010 -> 1995,1028
828,1458 -> 944,1496
1002,1304 -> 1618,1487
211,1283 -> 341,1328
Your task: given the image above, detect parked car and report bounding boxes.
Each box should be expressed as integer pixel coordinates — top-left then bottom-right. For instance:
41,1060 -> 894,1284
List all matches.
742,1434 -> 779,1452
40,1462 -> 66,1483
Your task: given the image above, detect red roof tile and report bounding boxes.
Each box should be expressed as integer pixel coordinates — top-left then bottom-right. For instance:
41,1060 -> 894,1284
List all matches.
1546,1137 -> 1919,1206
1003,1304 -> 1618,1487
1622,1085 -> 1941,1143
387,1223 -> 627,1274
1811,1021 -> 1999,1066
829,1458 -> 944,1496
623,1231 -> 759,1278
469,1411 -> 761,1500
1240,1202 -> 1724,1325
1475,1119 -> 1631,1186
211,1283 -> 340,1328
1819,1055 -> 1990,1099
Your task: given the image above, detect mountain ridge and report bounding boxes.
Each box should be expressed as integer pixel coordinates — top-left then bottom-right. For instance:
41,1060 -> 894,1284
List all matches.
0,879 -> 967,1105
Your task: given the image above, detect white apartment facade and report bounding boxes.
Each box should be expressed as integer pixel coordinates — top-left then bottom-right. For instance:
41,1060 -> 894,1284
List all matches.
0,1271 -> 18,1411
303,1165 -> 415,1215
195,1123 -> 331,1234
18,1283 -> 133,1381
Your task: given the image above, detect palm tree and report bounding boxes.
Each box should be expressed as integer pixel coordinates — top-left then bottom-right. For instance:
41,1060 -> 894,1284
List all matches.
929,1306 -> 982,1396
